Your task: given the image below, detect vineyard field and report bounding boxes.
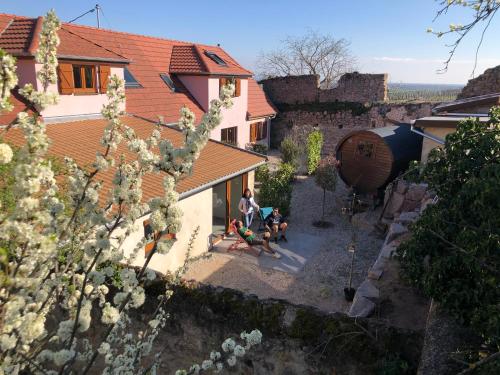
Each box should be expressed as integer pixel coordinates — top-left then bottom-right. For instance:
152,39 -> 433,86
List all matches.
387,83 -> 463,103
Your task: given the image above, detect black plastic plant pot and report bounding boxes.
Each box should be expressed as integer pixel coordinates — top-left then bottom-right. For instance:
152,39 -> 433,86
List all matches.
344,287 -> 356,301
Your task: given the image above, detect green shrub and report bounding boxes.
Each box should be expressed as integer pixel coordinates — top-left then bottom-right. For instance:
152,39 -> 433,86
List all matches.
258,162 -> 294,216
280,137 -> 300,169
252,143 -> 268,155
403,160 -> 424,183
397,107 -> 500,349
255,164 -> 269,183
276,162 -> 295,182
306,130 -> 323,175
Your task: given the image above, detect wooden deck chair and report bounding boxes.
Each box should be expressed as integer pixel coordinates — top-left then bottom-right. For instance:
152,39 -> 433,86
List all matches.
227,219 -> 262,257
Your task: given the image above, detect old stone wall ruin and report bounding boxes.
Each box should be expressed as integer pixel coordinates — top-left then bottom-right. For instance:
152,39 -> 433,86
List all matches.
261,73 -> 433,154
260,72 -> 388,105
260,75 -> 319,105
458,65 -> 500,99
270,101 -> 434,154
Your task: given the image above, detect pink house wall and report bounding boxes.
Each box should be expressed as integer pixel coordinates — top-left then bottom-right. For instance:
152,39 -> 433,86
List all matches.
178,76 -> 252,147
178,75 -> 210,111
16,59 -> 38,88
209,78 -> 250,147
28,63 -> 125,120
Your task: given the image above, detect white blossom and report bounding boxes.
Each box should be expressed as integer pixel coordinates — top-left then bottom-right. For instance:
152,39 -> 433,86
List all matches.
98,342 -> 111,355
201,359 -> 213,370
210,351 -> 221,361
233,345 -> 246,357
0,334 -> 16,351
0,10 -> 259,374
0,143 -> 13,164
227,355 -> 237,367
221,338 -> 236,352
189,364 -> 201,374
52,349 -> 74,367
101,303 -> 120,324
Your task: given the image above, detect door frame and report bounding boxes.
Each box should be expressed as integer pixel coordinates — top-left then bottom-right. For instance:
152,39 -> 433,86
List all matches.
218,172 -> 249,233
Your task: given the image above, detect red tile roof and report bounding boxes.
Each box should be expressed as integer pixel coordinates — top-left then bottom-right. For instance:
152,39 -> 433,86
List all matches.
170,44 -> 252,76
0,13 -> 12,35
247,78 -> 277,119
197,45 -> 252,76
170,45 -> 207,74
0,88 -> 37,125
62,22 -> 206,123
2,116 -> 266,200
0,14 -> 128,63
0,13 -> 276,123
0,17 -> 36,55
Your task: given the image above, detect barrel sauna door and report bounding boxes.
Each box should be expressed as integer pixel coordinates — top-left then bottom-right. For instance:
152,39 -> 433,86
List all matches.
337,131 -> 393,193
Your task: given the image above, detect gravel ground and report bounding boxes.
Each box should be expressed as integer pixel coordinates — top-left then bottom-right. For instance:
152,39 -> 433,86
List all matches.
184,175 -> 384,313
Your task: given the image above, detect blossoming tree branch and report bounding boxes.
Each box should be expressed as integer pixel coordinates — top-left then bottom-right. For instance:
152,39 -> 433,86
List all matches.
0,10 -> 261,374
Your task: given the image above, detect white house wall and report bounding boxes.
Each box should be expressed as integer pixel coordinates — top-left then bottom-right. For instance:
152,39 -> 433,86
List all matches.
118,187 -> 213,274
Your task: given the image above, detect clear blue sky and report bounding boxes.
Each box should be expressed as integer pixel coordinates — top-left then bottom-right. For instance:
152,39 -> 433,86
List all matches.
2,0 -> 499,84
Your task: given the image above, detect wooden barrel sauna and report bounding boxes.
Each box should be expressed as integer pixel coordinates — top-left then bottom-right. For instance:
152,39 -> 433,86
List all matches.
335,125 -> 422,193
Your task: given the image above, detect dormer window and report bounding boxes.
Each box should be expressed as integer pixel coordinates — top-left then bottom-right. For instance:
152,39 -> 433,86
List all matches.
205,51 -> 227,66
72,65 -> 96,93
58,63 -> 110,95
160,73 -> 176,92
124,67 -> 141,88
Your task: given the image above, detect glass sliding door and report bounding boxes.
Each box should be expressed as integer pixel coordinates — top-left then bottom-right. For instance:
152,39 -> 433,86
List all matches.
212,182 -> 227,235
229,175 -> 243,224
211,173 -> 248,235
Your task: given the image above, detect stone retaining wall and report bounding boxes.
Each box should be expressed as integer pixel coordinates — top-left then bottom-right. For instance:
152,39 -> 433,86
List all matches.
141,280 -> 424,374
348,180 -> 434,318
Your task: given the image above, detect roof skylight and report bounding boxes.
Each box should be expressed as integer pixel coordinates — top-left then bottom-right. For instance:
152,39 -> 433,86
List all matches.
204,51 -> 227,66
124,67 -> 141,88
160,73 -> 176,92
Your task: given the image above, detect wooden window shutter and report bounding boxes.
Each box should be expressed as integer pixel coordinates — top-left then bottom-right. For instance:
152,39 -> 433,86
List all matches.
143,219 -> 176,255
99,65 -> 111,93
58,63 -> 74,94
143,220 -> 155,255
219,78 -> 227,89
250,123 -> 257,142
234,79 -> 241,97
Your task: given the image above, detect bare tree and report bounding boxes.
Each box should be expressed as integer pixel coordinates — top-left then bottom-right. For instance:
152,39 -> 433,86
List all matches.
257,30 -> 356,88
430,0 -> 499,75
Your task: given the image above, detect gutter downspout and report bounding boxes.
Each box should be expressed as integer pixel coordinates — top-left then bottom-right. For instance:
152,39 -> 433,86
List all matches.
411,123 -> 445,145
